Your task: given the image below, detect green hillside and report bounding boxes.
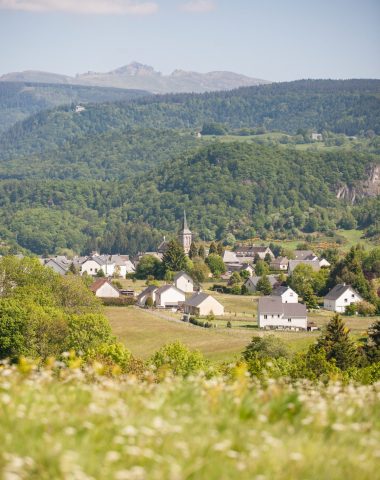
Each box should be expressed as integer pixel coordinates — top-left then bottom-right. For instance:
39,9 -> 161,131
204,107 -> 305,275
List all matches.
0,81 -> 150,133
0,79 -> 379,255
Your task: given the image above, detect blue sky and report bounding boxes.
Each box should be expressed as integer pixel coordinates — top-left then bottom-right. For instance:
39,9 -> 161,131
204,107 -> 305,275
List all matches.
0,0 -> 379,81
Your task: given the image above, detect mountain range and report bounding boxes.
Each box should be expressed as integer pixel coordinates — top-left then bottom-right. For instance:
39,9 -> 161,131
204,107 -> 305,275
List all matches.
0,62 -> 269,94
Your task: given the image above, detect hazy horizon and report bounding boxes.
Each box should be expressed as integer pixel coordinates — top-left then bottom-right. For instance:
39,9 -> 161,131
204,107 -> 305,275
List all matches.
0,0 -> 379,81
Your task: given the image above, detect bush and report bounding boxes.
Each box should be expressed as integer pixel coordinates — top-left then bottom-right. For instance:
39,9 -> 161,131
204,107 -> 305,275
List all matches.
149,341 -> 208,377
101,297 -> 136,306
243,335 -> 291,362
67,314 -> 115,353
85,342 -> 132,374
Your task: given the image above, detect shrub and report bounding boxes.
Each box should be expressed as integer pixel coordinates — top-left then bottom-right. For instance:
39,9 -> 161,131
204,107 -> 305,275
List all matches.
243,335 -> 291,362
85,342 -> 132,374
356,301 -> 377,316
67,314 -> 115,353
149,341 -> 208,377
101,297 -> 136,306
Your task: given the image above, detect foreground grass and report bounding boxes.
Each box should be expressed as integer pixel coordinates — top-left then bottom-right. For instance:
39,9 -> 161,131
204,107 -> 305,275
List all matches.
0,365 -> 379,480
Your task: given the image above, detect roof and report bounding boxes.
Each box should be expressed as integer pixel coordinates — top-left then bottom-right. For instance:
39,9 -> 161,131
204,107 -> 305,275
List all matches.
90,278 -> 119,293
174,271 -> 194,283
236,245 -> 269,253
156,284 -> 185,295
259,296 -> 307,317
324,284 -> 362,301
288,260 -> 320,272
136,285 -> 158,301
294,250 -> 318,261
179,210 -> 191,234
223,250 -> 238,263
185,292 -> 222,308
271,256 -> 289,265
272,286 -> 295,297
245,275 -> 279,287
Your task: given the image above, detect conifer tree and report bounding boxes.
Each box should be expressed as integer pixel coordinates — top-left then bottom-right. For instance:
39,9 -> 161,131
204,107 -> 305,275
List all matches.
217,242 -> 224,256
162,240 -> 187,272
189,241 -> 198,259
209,242 -> 217,254
198,245 -> 206,259
256,274 -> 272,295
317,314 -> 358,370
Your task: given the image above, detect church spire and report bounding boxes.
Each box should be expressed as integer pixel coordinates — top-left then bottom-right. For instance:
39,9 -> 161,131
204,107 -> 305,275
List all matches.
178,210 -> 192,255
182,210 -> 189,231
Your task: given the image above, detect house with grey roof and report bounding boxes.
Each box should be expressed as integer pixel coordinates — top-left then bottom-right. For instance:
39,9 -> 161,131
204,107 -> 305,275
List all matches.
235,245 -> 274,260
155,285 -> 185,309
136,285 -> 158,307
174,271 -> 194,293
258,296 -> 307,330
270,256 -> 289,271
324,284 -> 363,313
294,250 -> 318,261
272,286 -> 298,304
45,257 -> 70,275
244,275 -> 280,293
288,259 -> 321,274
184,292 -> 224,317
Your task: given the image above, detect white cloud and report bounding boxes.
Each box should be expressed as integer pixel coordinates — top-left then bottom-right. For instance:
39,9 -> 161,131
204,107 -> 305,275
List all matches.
180,0 -> 216,13
0,0 -> 159,15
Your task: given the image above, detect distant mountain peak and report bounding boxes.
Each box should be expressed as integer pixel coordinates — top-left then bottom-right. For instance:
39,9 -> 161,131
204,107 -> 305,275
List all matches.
0,62 -> 270,93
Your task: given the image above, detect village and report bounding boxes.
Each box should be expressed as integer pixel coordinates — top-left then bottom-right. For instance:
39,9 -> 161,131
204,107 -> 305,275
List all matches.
39,212 -> 369,334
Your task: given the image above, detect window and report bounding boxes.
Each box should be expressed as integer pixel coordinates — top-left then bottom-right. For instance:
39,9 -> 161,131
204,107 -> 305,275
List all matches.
351,294 -> 355,298
288,319 -> 292,323
264,315 -> 267,319
344,298 -> 348,302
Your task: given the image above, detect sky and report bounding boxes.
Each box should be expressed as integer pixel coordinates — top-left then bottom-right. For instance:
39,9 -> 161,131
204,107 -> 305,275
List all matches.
0,0 -> 379,81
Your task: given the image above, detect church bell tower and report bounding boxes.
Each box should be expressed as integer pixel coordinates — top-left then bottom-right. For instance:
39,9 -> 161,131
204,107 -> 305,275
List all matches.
178,210 -> 192,255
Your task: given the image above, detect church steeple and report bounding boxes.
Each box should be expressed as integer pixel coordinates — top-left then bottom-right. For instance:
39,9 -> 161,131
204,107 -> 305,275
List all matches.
178,210 -> 192,254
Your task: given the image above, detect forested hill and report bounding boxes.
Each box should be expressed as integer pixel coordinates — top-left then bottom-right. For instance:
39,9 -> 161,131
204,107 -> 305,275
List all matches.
1,80 -> 379,159
0,142 -> 378,255
0,81 -> 150,133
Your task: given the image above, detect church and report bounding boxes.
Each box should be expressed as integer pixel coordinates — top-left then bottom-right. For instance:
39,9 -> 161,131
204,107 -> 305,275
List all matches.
157,211 -> 193,255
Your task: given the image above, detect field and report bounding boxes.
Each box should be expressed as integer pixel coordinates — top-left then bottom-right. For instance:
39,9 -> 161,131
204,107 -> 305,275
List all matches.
1,365 -> 379,480
106,291 -> 378,362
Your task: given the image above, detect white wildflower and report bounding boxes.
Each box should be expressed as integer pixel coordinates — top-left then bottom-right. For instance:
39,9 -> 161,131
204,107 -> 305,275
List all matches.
289,452 -> 303,461
105,451 -> 120,463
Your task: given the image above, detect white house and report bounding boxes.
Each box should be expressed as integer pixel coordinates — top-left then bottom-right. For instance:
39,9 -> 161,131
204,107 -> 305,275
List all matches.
272,286 -> 298,304
184,292 -> 224,317
155,285 -> 185,309
80,256 -> 115,277
174,271 -> 194,293
244,275 -> 280,293
324,284 -> 363,313
235,245 -> 274,260
258,296 -> 307,330
319,258 -> 331,268
136,285 -> 158,307
90,278 -> 120,298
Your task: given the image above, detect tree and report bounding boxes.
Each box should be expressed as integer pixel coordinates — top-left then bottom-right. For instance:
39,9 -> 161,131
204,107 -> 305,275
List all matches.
317,314 -> 358,370
364,320 -> 380,363
205,254 -> 226,276
217,242 -> 224,256
288,263 -> 315,297
302,284 -> 319,309
191,258 -> 210,283
256,275 -> 272,295
228,271 -> 242,286
189,242 -> 198,259
150,341 -> 207,377
243,335 -> 291,361
198,245 -> 206,259
209,242 -> 217,254
255,260 -> 269,276
162,240 -> 187,272
96,269 -> 105,278
135,255 -> 162,280
67,314 -> 115,353
264,253 -> 272,265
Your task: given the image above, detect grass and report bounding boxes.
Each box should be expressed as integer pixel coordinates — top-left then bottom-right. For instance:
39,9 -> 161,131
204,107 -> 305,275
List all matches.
1,365 -> 379,480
